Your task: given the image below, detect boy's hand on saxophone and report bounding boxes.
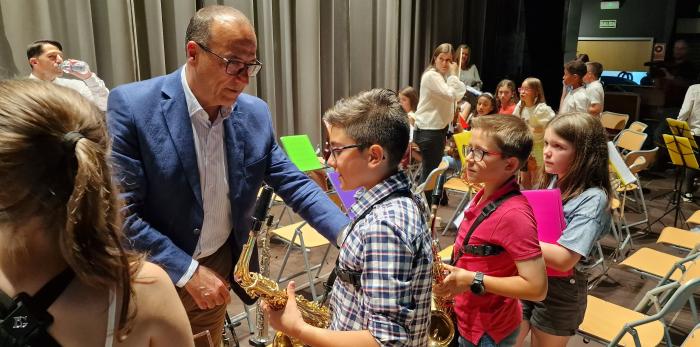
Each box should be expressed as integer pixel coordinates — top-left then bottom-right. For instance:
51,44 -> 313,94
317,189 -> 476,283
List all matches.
263,281 -> 306,339
432,264 -> 474,299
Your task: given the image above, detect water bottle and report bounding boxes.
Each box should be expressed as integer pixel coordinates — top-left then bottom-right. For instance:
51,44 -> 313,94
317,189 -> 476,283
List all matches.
60,60 -> 89,74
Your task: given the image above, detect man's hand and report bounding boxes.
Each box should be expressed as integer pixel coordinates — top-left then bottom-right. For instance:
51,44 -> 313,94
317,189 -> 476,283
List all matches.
184,265 -> 231,310
262,281 -> 306,340
433,264 -> 473,299
64,59 -> 93,80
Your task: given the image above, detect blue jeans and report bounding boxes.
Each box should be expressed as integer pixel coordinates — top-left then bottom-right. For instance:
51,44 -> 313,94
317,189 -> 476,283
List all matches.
458,327 -> 519,347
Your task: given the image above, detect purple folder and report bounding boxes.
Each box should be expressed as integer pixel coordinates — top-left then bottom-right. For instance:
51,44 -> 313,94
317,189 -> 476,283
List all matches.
522,189 -> 573,278
327,171 -> 360,219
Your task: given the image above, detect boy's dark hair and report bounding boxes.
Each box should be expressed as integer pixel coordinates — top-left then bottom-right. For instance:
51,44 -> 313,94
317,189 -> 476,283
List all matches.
586,62 -> 603,79
323,88 -> 409,170
564,60 -> 587,79
471,115 -> 533,169
26,40 -> 62,60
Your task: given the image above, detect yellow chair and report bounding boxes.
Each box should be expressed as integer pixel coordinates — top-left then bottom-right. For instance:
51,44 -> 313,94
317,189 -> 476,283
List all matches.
619,243 -> 699,283
615,147 -> 658,234
272,221 -> 332,301
601,111 -> 630,133
438,244 -> 453,264
579,260 -> 700,347
682,323 -> 700,347
628,121 -> 648,133
687,210 -> 700,226
657,227 -> 700,251
614,129 -> 647,156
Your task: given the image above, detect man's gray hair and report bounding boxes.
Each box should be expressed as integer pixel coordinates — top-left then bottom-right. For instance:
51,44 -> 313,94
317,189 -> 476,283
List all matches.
185,5 -> 251,45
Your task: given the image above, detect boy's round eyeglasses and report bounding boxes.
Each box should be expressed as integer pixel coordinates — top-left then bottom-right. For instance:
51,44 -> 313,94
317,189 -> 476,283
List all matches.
463,146 -> 502,162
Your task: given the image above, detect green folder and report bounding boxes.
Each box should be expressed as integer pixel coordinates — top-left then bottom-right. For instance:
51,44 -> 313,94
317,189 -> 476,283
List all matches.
280,134 -> 324,172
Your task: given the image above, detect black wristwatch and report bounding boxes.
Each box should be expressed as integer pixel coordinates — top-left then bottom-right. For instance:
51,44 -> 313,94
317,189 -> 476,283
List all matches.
470,271 -> 485,295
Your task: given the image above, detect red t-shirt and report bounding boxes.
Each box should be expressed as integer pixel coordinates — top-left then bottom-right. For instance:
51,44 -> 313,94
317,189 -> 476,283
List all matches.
452,179 -> 541,344
498,103 -> 516,115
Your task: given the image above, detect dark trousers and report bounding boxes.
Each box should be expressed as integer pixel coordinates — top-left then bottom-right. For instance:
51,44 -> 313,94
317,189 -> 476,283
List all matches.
683,135 -> 700,194
414,127 -> 448,190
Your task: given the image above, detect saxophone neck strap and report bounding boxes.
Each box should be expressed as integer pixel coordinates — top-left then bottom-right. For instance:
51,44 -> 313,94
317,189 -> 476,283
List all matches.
321,188 -> 413,304
451,190 -> 521,265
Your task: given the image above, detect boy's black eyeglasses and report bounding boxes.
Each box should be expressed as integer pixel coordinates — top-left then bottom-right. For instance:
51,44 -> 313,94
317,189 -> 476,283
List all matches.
463,146 -> 502,162
325,144 -> 363,163
196,42 -> 263,77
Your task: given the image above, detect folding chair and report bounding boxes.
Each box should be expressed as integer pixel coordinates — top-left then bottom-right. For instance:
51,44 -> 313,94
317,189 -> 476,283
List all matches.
614,129 -> 647,156
272,221 -> 332,301
682,323 -> 700,347
413,159 -> 449,216
628,121 -> 648,133
578,261 -> 700,347
657,227 -> 700,252
688,210 -> 700,226
442,131 -> 480,235
616,147 -> 658,233
619,244 -> 699,284
601,111 -> 630,139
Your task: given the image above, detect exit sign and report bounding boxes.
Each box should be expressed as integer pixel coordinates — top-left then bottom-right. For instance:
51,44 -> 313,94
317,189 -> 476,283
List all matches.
601,1 -> 620,10
600,19 -> 617,29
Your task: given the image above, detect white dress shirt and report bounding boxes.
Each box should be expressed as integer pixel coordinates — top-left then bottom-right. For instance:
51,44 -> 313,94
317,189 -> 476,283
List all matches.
176,66 -> 234,287
414,69 -> 466,130
586,79 -> 605,112
559,86 -> 590,115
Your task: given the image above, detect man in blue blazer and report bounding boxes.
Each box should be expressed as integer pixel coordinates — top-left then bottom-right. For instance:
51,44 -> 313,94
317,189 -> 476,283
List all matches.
107,5 -> 349,344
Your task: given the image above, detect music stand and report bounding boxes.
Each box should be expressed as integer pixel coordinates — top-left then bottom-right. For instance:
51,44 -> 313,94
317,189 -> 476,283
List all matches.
651,131 -> 699,227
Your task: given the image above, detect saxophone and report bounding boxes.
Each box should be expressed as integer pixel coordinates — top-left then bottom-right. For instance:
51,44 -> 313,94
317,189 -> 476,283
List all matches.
249,213 -> 274,346
234,186 -> 330,347
428,174 -> 455,347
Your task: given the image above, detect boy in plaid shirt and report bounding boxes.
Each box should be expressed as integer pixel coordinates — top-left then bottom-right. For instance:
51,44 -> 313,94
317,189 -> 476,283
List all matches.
265,89 -> 432,346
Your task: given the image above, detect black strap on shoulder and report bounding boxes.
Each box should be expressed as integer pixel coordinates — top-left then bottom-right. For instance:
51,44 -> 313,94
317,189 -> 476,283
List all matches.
451,190 -> 521,265
321,188 -> 413,303
0,267 -> 74,347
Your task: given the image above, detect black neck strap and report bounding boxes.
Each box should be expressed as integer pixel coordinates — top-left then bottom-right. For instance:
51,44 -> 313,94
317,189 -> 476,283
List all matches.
321,188 -> 413,303
451,190 -> 521,265
31,268 -> 75,311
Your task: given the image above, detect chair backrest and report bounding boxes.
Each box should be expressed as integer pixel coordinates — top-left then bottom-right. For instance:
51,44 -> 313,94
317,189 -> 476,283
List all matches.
681,323 -> 700,347
414,159 -> 449,195
628,121 -> 648,133
453,131 -> 472,167
601,111 -> 630,131
624,147 -> 659,174
279,134 -> 324,172
326,170 -> 360,219
615,129 -> 647,153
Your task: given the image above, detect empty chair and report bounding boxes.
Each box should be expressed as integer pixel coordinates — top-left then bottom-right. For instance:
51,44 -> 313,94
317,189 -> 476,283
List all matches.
614,129 -> 648,156
601,111 -> 630,138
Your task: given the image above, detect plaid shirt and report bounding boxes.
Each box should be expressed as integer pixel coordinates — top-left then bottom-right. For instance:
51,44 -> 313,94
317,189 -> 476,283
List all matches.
329,171 -> 433,346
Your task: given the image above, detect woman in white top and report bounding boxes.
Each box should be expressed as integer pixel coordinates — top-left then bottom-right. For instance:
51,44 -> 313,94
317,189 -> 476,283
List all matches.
455,44 -> 482,91
513,77 -> 556,188
413,43 -> 466,190
0,80 -> 193,347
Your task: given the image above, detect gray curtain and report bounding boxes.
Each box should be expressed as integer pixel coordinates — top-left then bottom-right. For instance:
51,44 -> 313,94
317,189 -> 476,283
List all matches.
0,0 -> 475,147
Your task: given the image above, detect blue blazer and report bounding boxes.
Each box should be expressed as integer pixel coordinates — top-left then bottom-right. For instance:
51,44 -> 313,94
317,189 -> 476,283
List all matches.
107,68 -> 349,302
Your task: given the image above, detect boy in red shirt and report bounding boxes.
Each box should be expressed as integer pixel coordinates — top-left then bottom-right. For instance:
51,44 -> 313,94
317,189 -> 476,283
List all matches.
434,115 -> 547,347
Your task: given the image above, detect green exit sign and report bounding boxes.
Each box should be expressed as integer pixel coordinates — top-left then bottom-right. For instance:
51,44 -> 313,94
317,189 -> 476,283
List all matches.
600,19 -> 617,29
601,1 -> 620,10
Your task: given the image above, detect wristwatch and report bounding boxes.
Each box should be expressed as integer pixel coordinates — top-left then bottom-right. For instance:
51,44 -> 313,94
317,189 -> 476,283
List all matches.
470,271 -> 485,295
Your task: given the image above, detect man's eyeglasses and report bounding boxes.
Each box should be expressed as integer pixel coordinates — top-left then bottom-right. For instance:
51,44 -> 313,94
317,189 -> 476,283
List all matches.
463,145 -> 502,162
196,42 -> 262,77
325,143 -> 363,164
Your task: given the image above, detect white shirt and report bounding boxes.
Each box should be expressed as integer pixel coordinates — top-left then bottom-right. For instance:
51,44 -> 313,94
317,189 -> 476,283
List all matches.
586,79 -> 604,111
513,101 -> 555,144
678,84 -> 700,136
29,73 -> 109,111
458,64 -> 482,90
177,66 -> 234,287
414,69 -> 466,130
559,86 -> 590,114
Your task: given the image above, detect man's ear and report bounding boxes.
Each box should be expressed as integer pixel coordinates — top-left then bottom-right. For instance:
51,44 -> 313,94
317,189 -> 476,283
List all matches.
29,57 -> 37,66
185,41 -> 198,62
